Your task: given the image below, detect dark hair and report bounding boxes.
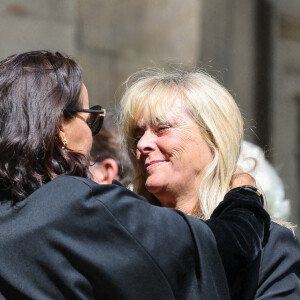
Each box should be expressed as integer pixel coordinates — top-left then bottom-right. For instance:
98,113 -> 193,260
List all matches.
90,109 -> 133,186
0,50 -> 90,203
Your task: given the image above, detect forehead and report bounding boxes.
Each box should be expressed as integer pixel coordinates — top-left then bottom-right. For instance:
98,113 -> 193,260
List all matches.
133,84 -> 189,124
136,98 -> 184,127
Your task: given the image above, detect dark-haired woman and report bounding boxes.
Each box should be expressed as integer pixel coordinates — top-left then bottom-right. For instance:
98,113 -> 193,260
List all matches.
0,51 -> 269,300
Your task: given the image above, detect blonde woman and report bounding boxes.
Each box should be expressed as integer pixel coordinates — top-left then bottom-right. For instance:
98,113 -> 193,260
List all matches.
120,69 -> 300,300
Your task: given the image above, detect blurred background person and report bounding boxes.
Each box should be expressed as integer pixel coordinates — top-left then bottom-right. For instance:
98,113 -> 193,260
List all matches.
90,109 -> 133,186
238,140 -> 291,221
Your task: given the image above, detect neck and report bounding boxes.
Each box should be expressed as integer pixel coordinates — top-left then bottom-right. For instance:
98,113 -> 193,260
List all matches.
154,189 -> 199,216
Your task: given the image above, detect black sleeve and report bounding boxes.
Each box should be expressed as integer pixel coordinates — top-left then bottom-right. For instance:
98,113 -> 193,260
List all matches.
205,187 -> 271,271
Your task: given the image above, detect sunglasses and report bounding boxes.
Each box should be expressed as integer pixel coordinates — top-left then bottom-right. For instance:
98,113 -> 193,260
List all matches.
66,105 -> 106,136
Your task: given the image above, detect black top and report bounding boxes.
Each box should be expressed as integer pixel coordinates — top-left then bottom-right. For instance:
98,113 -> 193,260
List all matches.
0,176 -> 269,299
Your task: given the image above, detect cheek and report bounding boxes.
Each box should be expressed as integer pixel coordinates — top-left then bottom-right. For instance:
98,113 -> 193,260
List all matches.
197,138 -> 213,158
86,132 -> 93,151
172,143 -> 189,157
160,136 -> 188,159
190,140 -> 213,170
166,133 -> 211,165
72,123 -> 93,154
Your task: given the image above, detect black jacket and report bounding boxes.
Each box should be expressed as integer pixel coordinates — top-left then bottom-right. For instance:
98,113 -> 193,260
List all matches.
229,221 -> 300,300
0,176 -> 268,299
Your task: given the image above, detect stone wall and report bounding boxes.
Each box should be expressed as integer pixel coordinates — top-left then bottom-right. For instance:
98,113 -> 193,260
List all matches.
270,0 -> 300,225
0,0 -> 77,57
201,0 -> 257,141
77,0 -> 202,108
0,0 -> 201,108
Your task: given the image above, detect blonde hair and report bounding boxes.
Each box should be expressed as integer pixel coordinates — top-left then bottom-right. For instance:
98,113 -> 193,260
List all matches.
120,69 -> 243,220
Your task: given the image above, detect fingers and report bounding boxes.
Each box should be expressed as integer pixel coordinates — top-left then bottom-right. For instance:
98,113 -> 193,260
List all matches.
230,171 -> 257,189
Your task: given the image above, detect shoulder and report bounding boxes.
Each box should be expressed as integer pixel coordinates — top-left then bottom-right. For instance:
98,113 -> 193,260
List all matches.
256,222 -> 300,299
8,175 -> 136,231
264,222 -> 299,251
24,176 -> 96,213
270,221 -> 296,237
41,175 -> 102,193
262,221 -> 300,266
32,175 -> 138,207
49,175 -> 146,201
260,221 -> 300,273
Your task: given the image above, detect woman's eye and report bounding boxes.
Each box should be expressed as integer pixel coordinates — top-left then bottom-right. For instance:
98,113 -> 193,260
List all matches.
156,124 -> 171,133
133,127 -> 144,144
158,126 -> 169,130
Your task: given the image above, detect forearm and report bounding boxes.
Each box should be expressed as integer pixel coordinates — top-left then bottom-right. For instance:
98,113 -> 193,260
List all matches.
205,187 -> 270,269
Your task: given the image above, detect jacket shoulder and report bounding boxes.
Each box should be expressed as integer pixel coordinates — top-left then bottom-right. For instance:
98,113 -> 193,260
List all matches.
255,222 -> 300,299
268,221 -> 297,240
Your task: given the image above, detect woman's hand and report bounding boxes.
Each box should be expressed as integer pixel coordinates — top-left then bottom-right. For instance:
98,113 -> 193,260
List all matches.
230,169 -> 257,189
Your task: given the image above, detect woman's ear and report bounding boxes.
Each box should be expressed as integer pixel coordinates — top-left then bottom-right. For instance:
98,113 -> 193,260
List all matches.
59,114 -> 65,136
58,114 -> 68,148
91,158 -> 120,184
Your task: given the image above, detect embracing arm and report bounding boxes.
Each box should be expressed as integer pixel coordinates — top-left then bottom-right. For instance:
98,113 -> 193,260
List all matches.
68,176 -> 269,298
206,171 -> 270,269
204,185 -> 270,299
205,186 -> 270,269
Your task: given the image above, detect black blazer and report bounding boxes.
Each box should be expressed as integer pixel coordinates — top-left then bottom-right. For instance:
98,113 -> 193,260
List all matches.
230,221 -> 300,299
0,176 -> 268,299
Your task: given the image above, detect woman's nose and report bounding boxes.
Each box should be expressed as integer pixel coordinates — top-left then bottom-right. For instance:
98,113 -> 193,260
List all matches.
136,130 -> 156,154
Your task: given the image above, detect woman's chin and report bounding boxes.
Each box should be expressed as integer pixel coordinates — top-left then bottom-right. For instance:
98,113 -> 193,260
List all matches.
145,182 -> 164,196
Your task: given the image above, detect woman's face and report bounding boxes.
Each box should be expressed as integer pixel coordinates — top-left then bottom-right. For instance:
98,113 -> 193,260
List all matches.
134,98 -> 213,211
61,83 -> 93,155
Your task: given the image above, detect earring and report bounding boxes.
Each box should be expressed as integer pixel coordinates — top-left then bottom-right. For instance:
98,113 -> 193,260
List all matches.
62,136 -> 68,149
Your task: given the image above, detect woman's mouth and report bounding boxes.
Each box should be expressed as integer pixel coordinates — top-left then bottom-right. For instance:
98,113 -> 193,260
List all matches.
145,160 -> 166,170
